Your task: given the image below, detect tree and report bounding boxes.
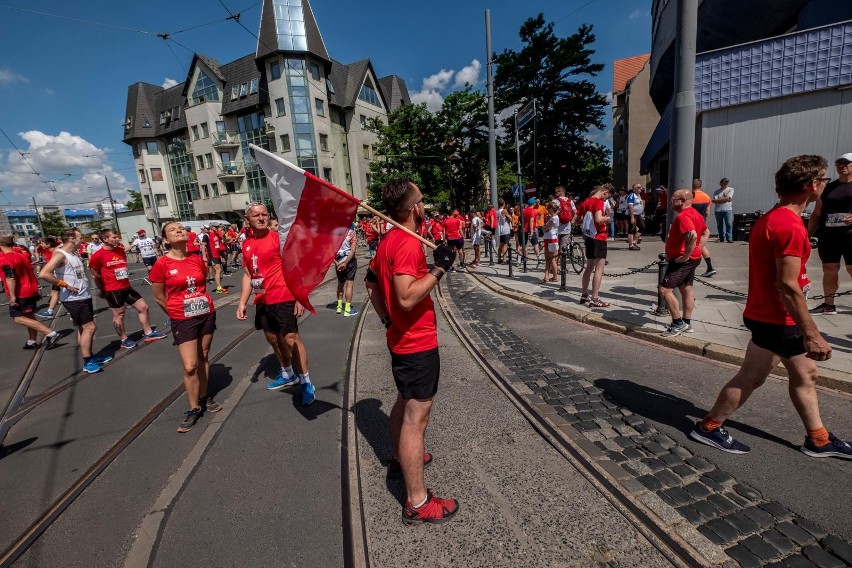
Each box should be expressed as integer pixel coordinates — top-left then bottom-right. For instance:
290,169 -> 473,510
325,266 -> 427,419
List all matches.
126,190 -> 143,211
39,210 -> 66,237
494,15 -> 610,195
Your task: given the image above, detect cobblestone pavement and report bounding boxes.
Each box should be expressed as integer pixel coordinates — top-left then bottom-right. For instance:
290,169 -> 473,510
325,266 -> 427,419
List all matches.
444,273 -> 852,568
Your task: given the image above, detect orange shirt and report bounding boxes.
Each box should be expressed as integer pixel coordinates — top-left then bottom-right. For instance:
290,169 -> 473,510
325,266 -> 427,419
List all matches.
693,190 -> 711,204
535,205 -> 547,228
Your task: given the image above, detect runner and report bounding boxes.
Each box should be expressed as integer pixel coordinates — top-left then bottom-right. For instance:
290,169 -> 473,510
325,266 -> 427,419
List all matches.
150,222 -> 223,433
497,198 -> 512,263
0,234 -> 60,349
554,186 -> 575,251
575,184 -> 613,307
89,228 -> 166,349
541,201 -> 560,283
692,179 -> 717,277
658,189 -> 709,337
39,227 -> 112,373
237,203 -> 315,405
335,223 -> 359,317
134,229 -> 158,276
522,198 -> 540,263
35,235 -> 60,319
364,178 -> 459,525
225,224 -> 239,269
206,225 -> 228,294
185,225 -> 202,258
627,184 -> 645,251
443,211 -> 465,269
428,214 -> 444,245
690,155 -> 852,459
469,210 -> 483,267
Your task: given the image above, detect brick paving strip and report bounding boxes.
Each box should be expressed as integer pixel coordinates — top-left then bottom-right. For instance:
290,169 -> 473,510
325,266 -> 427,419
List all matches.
439,273 -> 852,568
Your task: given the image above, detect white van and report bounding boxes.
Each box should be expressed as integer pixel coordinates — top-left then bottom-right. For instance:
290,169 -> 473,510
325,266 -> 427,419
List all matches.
178,220 -> 232,233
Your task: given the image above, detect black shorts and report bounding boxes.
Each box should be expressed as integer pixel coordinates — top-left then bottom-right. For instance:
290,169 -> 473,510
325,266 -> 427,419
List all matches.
743,317 -> 806,359
536,227 -> 544,238
207,257 -> 222,266
391,347 -> 440,400
615,212 -> 629,222
522,232 -> 538,246
228,244 -> 239,253
142,256 -> 157,267
630,215 -> 646,233
336,258 -> 358,282
104,287 -> 143,309
9,295 -> 39,318
660,258 -> 701,289
692,203 -> 709,216
817,229 -> 852,265
63,298 -> 95,326
448,238 -> 464,250
499,234 -> 510,245
171,311 -> 217,346
254,301 -> 298,334
51,283 -> 61,293
584,237 -> 608,260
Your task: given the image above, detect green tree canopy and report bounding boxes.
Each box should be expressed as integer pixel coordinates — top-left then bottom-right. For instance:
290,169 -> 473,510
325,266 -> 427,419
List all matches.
39,210 -> 66,237
126,190 -> 143,211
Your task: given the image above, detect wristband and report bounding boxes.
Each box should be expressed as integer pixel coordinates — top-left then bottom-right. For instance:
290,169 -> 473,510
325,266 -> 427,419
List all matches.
429,267 -> 446,281
381,316 -> 392,329
57,280 -> 68,288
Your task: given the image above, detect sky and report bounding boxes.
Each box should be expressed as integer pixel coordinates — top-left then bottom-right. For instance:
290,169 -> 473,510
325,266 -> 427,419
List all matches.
0,0 -> 651,210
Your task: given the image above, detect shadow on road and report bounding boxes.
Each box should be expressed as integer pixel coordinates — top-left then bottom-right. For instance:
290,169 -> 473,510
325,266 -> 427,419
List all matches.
208,363 -> 234,399
0,436 -> 37,460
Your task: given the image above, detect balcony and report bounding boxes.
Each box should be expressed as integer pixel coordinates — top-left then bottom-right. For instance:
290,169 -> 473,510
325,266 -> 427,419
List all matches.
264,122 -> 276,136
193,192 -> 251,216
217,161 -> 246,180
212,131 -> 241,149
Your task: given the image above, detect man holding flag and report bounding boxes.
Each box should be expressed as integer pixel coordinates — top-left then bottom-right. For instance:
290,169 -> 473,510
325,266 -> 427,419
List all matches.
364,178 -> 459,526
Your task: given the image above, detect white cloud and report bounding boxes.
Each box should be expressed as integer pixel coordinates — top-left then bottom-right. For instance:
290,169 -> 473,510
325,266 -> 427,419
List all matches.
0,130 -> 133,209
422,69 -> 454,92
44,88 -> 55,96
0,68 -> 29,84
605,90 -> 613,105
628,9 -> 647,19
161,77 -> 179,89
411,90 -> 444,113
454,59 -> 482,87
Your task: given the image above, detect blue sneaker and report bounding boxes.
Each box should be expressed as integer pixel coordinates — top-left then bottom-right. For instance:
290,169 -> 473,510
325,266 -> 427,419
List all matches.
689,422 -> 750,454
121,338 -> 137,349
36,309 -> 54,319
142,330 -> 166,342
344,308 -> 359,317
92,355 -> 114,365
801,432 -> 852,459
83,360 -> 103,374
266,373 -> 298,391
301,382 -> 316,406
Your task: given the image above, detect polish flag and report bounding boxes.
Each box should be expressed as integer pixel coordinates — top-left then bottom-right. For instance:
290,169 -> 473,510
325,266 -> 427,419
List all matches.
250,144 -> 360,313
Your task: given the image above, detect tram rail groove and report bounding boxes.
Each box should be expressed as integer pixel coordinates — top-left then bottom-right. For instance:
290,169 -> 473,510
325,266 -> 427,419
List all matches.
435,279 -> 717,568
0,275 -> 337,567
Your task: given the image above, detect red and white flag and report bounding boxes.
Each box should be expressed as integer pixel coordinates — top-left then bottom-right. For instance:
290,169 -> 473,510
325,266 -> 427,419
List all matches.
250,144 -> 360,313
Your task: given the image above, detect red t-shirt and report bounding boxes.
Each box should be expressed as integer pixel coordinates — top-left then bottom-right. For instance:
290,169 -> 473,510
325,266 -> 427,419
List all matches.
226,229 -> 237,244
149,254 -> 214,321
743,207 -> 811,326
210,232 -> 222,259
242,230 -> 294,305
577,197 -> 608,241
0,250 -> 39,298
89,245 -> 131,292
369,229 -> 438,355
186,231 -> 200,253
665,207 -> 706,260
522,206 -> 537,232
485,209 -> 498,228
444,217 -> 462,240
217,231 -> 227,251
430,221 -> 443,240
37,243 -> 52,262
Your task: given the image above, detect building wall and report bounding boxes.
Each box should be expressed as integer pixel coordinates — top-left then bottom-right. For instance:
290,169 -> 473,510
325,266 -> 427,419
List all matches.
134,140 -> 174,223
612,96 -> 627,189
699,88 -> 852,213
625,64 -> 659,190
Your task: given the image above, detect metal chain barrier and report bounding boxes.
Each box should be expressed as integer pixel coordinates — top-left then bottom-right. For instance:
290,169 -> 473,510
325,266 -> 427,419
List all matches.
811,289 -> 852,301
693,277 -> 748,297
602,260 -> 660,278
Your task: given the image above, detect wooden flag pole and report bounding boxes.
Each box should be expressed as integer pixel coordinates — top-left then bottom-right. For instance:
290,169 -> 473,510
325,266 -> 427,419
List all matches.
357,202 -> 437,249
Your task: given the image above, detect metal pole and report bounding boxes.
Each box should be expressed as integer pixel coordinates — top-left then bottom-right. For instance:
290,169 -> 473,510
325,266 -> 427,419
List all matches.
514,109 -> 523,206
31,197 -> 46,238
104,175 -> 121,236
667,0 -> 698,233
508,243 -> 513,277
485,9 -> 498,210
532,115 -> 538,188
654,252 -> 669,316
559,249 -> 567,291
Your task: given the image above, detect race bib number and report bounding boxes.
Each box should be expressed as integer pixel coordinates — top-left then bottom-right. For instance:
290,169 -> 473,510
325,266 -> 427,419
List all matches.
183,296 -> 211,318
250,277 -> 265,295
115,268 -> 129,280
803,283 -> 811,300
75,269 -> 85,280
826,212 -> 847,228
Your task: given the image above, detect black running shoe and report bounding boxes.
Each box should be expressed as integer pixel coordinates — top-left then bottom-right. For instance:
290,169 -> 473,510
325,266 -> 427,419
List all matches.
177,407 -> 202,433
689,422 -> 750,454
801,432 -> 852,459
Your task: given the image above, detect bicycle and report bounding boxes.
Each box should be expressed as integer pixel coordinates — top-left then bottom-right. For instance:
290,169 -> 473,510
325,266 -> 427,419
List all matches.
561,229 -> 585,274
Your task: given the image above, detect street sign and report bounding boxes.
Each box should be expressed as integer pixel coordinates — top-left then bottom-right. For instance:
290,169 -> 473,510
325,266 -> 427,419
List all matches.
516,99 -> 536,129
512,185 -> 520,199
524,183 -> 537,195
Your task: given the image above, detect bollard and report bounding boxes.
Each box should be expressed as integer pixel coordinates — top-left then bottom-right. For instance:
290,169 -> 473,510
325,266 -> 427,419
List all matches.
559,248 -> 567,291
508,245 -> 513,277
522,234 -> 528,273
489,235 -> 494,266
654,252 -> 669,316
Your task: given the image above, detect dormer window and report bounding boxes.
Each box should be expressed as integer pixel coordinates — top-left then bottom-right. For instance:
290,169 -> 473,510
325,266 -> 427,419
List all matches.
190,68 -> 220,105
358,77 -> 381,107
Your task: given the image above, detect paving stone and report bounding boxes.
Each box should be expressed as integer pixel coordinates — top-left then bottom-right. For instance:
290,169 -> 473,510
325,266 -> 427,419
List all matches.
703,518 -> 740,544
588,402 -> 605,410
654,469 -> 682,487
605,418 -> 623,428
781,554 -> 819,568
652,433 -> 677,449
615,424 -> 637,436
643,441 -> 668,456
692,499 -> 722,521
801,545 -> 845,568
761,529 -> 797,556
622,447 -> 645,460
593,419 -> 613,429
619,408 -> 634,417
577,411 -> 594,421
685,456 -> 714,472
741,535 -> 783,562
607,451 -> 628,463
677,505 -> 703,525
622,464 -> 641,477
699,475 -> 726,492
683,481 -> 712,500
672,464 -> 698,479
821,535 -> 852,565
760,502 -> 792,521
635,422 -> 656,435
629,460 -> 655,475
576,421 -> 600,432
660,453 -> 684,467
707,493 -> 739,515
600,439 -> 621,451
727,491 -> 752,508
698,524 -> 725,545
621,477 -> 646,495
583,429 -> 606,442
658,492 -> 679,508
742,505 -> 777,528
704,469 -> 737,486
724,512 -> 760,536
776,521 -> 818,547
733,483 -> 763,502
796,519 -> 828,540
670,446 -> 693,459
592,410 -> 611,420
726,544 -> 763,568
614,436 -> 635,448
640,458 -> 666,472
638,474 -> 664,491
662,486 -> 693,507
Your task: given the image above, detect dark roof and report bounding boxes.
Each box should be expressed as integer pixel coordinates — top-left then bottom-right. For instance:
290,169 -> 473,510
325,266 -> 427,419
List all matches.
154,82 -> 189,137
123,82 -> 162,142
328,58 -> 392,110
255,0 -> 330,63
181,53 -> 225,98
377,75 -> 410,112
220,54 -> 267,116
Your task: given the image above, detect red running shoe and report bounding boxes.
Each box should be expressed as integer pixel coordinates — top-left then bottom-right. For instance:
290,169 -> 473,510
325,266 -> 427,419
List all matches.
402,490 -> 459,526
387,452 -> 433,479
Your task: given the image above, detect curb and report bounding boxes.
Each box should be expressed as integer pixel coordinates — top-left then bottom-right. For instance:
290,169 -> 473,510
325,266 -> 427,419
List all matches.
467,270 -> 852,395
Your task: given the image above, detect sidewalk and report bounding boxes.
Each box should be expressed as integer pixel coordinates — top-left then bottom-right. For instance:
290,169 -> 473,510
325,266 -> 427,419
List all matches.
465,237 -> 851,385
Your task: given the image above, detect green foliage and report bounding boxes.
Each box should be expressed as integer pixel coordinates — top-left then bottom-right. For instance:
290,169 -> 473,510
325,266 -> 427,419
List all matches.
39,210 -> 66,237
126,190 -> 144,211
494,14 -> 611,195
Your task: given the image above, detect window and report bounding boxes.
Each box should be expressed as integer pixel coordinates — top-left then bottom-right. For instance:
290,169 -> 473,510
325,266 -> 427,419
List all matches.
220,151 -> 231,163
146,141 -> 158,154
231,86 -> 239,101
309,63 -> 320,81
269,60 -> 281,81
174,106 -> 181,120
362,144 -> 371,159
617,121 -> 625,135
191,125 -> 199,140
150,168 -> 164,181
322,168 -> 332,183
142,115 -> 151,128
239,82 -> 248,97
211,182 -> 219,197
314,98 -> 325,117
196,155 -> 205,170
159,112 -> 166,125
358,77 -> 381,107
143,195 -> 151,208
126,116 -> 133,129
359,114 -> 367,128
275,97 -> 286,116
319,134 -> 328,151
201,184 -> 209,198
280,134 -> 291,152
190,68 -> 220,105
225,182 -> 236,193
216,121 -> 226,136
155,194 -> 168,206
249,78 -> 258,94
205,153 -> 213,169
617,149 -> 625,164
200,122 -> 209,139
132,144 -> 140,158
138,169 -> 147,183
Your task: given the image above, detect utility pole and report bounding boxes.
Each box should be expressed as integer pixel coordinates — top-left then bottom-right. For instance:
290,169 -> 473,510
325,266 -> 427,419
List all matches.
485,9 -> 498,209
31,197 -> 45,238
667,0 -> 698,234
104,174 -> 121,236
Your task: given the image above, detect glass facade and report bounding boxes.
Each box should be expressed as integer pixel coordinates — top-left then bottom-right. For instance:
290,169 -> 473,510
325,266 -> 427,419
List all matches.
190,68 -> 220,106
237,111 -> 271,204
167,135 -> 197,220
272,0 -> 308,52
358,78 -> 382,107
285,58 -> 318,173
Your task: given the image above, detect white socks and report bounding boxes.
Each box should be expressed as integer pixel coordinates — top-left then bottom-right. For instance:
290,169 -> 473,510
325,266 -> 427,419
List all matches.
281,365 -> 294,379
298,372 -> 311,385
